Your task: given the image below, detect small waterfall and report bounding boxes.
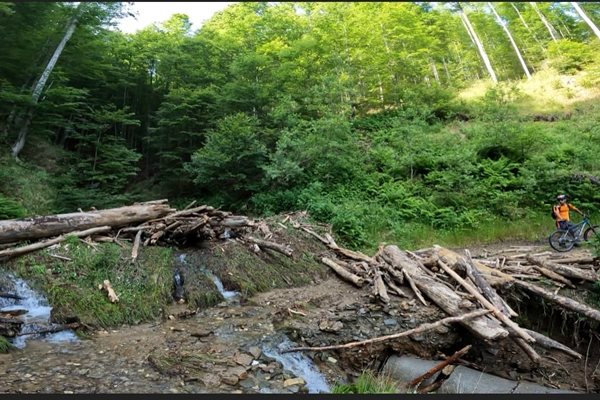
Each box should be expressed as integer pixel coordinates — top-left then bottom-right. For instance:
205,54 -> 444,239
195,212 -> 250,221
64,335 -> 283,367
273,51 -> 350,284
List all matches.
178,254 -> 240,299
262,334 -> 330,394
1,275 -> 78,348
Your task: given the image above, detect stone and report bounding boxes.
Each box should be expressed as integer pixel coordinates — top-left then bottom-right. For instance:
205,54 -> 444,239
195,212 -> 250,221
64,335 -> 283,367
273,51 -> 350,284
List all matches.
383,318 -> 397,326
230,366 -> 249,380
283,377 -> 305,388
248,346 -> 262,359
201,373 -> 221,387
239,377 -> 258,389
233,352 -> 254,366
221,375 -> 239,386
326,357 -> 337,364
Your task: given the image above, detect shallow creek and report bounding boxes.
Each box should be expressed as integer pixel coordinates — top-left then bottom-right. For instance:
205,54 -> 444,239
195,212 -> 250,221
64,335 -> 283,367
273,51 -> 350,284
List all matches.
0,257 -> 333,394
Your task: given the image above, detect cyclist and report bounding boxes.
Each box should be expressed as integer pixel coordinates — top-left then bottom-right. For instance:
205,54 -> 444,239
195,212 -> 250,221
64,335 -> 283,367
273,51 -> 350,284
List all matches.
552,194 -> 584,232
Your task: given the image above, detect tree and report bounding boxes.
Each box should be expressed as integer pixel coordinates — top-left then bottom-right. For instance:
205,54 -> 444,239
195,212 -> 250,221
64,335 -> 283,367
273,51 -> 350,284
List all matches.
488,2 -> 531,79
457,3 -> 498,83
9,2 -> 86,158
571,2 -> 600,40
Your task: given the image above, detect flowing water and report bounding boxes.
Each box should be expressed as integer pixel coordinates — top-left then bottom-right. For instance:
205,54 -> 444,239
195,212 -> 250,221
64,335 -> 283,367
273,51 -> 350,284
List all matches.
262,333 -> 330,394
177,253 -> 240,299
0,274 -> 78,348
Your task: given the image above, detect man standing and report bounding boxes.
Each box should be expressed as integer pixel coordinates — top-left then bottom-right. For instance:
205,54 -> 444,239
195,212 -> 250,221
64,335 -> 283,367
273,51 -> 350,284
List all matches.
553,194 -> 584,231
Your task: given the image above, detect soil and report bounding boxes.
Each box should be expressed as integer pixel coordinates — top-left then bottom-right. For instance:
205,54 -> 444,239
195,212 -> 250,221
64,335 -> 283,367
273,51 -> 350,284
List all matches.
1,234 -> 599,393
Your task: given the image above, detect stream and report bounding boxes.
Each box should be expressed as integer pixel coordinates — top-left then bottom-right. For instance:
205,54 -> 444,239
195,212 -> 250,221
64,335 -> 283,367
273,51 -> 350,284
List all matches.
0,255 -> 332,394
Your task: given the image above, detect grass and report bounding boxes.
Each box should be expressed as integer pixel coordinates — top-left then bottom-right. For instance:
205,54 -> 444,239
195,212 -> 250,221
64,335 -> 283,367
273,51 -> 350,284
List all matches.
358,213 -> 551,255
7,236 -> 174,328
0,151 -> 58,216
0,335 -> 13,353
332,371 -> 400,394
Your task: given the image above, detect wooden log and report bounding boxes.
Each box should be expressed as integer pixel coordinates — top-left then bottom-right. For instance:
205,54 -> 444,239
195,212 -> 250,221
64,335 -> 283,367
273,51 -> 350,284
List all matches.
406,345 -> 472,389
321,257 -> 365,287
379,262 -> 404,285
464,250 -> 516,318
372,267 -> 390,304
98,279 -> 119,303
403,270 -> 429,306
526,255 -> 599,282
437,260 -> 535,343
246,237 -> 293,257
380,246 -> 508,342
512,337 -> 541,364
221,216 -> 254,228
431,246 -> 514,287
131,230 -> 143,261
531,265 -> 575,288
0,226 -> 111,260
514,280 -> 600,323
523,328 -> 582,359
0,201 -> 174,244
281,310 -> 491,353
382,273 -> 409,298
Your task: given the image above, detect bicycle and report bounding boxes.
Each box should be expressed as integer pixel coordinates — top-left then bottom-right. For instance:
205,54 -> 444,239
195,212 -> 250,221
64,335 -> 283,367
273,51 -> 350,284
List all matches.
548,215 -> 599,252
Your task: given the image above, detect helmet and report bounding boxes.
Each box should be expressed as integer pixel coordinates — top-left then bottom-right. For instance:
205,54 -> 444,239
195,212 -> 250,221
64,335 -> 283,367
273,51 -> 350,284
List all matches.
556,194 -> 567,201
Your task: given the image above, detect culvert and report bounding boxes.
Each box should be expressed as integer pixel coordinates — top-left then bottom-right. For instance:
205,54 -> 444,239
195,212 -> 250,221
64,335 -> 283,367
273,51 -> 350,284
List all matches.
381,355 -> 579,394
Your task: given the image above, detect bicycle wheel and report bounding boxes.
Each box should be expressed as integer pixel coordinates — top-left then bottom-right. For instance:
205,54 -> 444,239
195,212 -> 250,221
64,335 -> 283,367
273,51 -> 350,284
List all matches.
549,230 -> 575,252
583,225 -> 599,242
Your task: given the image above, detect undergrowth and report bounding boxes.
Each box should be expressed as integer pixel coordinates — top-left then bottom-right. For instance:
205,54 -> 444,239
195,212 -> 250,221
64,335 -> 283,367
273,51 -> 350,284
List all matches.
332,371 -> 400,394
7,236 -> 173,328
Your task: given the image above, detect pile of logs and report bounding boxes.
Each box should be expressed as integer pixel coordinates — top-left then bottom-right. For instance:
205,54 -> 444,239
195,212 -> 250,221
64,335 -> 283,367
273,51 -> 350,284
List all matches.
0,200 -> 264,262
294,221 -> 600,364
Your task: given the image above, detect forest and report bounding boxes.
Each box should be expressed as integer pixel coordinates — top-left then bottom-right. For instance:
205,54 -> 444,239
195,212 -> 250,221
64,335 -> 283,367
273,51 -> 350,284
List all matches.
1,1 -> 600,251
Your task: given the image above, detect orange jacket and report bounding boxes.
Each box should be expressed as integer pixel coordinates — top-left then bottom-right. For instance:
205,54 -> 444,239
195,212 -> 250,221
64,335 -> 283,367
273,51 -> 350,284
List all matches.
553,203 -> 580,221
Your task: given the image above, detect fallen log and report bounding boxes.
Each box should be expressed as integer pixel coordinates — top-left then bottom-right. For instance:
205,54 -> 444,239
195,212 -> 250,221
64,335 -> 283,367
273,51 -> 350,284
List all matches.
406,345 -> 472,389
526,255 -> 599,282
246,236 -> 293,257
131,230 -> 143,262
523,328 -> 582,359
531,265 -> 575,288
464,250 -> 516,318
281,310 -> 490,353
514,280 -> 600,323
0,200 -> 174,244
99,279 -> 119,303
0,226 -> 112,260
321,257 -> 365,287
512,337 -> 541,364
380,246 -> 508,342
372,267 -> 390,304
437,260 -> 535,343
430,246 -> 514,287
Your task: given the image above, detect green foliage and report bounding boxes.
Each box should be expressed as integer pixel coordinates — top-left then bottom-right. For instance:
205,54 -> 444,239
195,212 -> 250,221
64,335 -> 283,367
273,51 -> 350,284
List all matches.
0,335 -> 13,353
0,194 -> 26,219
332,371 -> 399,394
0,154 -> 57,216
11,242 -> 173,327
185,113 -> 269,207
548,40 -> 595,74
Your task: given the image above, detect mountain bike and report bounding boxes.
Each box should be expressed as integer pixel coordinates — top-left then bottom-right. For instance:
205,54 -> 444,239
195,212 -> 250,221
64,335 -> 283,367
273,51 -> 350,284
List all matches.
548,215 -> 599,252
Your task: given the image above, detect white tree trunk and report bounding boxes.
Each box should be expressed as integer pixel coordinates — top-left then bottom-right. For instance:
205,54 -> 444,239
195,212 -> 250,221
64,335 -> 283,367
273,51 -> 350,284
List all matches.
530,2 -> 558,42
571,2 -> 600,40
11,3 -> 83,158
459,10 -> 498,83
430,59 -> 440,83
510,2 -> 544,47
488,2 -> 532,79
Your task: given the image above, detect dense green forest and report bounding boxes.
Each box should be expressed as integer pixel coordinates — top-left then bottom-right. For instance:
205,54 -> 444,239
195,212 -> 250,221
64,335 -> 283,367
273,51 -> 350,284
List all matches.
1,2 -> 600,251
